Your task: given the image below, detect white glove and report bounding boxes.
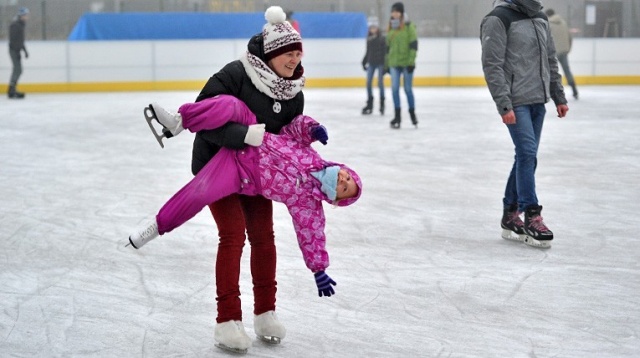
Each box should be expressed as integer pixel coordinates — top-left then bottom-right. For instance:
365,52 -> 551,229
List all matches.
244,123 -> 266,146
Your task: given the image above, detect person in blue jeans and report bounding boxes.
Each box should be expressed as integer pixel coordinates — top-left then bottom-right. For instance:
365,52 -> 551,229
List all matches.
481,0 -> 569,248
385,2 -> 418,129
361,17 -> 386,115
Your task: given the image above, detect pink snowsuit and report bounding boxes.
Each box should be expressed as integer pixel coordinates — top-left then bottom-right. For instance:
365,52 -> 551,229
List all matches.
156,95 -> 362,272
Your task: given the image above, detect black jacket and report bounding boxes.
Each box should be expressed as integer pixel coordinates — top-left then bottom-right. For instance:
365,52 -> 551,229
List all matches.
362,34 -> 386,67
9,19 -> 26,52
191,34 -> 305,175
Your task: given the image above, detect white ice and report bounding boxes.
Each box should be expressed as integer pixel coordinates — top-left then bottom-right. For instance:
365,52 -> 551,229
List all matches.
1,86 -> 639,357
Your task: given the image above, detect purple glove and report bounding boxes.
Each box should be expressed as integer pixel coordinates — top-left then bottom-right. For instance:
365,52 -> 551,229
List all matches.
314,271 -> 336,297
311,125 -> 328,145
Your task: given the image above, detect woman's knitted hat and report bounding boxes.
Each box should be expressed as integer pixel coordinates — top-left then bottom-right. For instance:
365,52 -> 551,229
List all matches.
262,6 -> 303,62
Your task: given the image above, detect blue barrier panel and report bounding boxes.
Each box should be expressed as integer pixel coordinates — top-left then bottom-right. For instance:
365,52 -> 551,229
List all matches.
68,12 -> 368,40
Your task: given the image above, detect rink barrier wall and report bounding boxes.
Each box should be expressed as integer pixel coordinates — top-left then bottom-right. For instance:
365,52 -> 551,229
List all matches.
1,38 -> 639,93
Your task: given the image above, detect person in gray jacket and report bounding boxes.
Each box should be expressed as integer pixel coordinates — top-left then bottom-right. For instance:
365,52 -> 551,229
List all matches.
481,0 -> 569,248
546,8 -> 578,99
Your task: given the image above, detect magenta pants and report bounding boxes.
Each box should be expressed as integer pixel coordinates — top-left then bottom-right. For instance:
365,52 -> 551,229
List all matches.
155,96 -> 258,235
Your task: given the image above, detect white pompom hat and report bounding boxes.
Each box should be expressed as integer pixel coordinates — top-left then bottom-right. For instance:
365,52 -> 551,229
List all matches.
262,6 -> 302,61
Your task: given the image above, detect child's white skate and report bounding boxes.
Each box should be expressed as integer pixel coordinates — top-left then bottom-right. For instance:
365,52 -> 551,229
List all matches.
254,311 -> 286,344
143,103 -> 183,148
214,320 -> 252,354
127,220 -> 159,249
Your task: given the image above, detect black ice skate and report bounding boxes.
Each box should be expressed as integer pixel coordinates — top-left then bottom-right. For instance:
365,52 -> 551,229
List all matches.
522,205 -> 553,249
362,96 -> 373,115
501,205 -> 525,242
409,109 -> 418,129
390,108 -> 401,129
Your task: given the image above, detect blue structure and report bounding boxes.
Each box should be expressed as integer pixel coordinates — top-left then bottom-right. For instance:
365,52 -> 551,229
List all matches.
68,12 -> 368,40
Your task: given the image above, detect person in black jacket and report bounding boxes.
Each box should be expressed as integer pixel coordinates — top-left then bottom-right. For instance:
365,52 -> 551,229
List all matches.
361,17 -> 386,115
8,7 -> 29,99
190,6 -> 303,354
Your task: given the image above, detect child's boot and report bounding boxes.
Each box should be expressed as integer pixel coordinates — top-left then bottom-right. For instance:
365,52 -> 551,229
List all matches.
390,108 -> 401,129
254,310 -> 286,344
380,96 -> 385,115
128,220 -> 159,249
361,96 -> 373,115
150,103 -> 183,137
214,320 -> 252,354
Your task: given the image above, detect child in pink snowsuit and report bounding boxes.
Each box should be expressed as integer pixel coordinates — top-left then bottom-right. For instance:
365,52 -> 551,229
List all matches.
129,95 -> 362,297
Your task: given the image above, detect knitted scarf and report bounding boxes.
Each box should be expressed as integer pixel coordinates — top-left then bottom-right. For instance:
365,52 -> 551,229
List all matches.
240,51 -> 305,101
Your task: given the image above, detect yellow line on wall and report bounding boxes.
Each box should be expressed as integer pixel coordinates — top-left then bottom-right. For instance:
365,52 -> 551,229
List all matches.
12,76 -> 640,93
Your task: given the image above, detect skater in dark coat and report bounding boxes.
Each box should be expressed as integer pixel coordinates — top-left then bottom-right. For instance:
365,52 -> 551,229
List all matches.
361,17 -> 386,115
8,7 -> 29,99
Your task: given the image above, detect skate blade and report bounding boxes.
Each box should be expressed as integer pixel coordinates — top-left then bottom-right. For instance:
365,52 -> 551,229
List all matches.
523,236 -> 551,249
257,335 -> 281,344
215,343 -> 248,354
501,229 -> 524,242
143,105 -> 168,148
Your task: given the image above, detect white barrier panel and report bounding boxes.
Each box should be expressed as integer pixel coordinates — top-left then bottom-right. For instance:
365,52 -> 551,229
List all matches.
1,38 -> 639,90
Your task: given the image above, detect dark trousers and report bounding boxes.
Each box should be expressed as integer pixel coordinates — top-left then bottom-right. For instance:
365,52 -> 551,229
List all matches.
9,49 -> 22,87
558,53 -> 577,96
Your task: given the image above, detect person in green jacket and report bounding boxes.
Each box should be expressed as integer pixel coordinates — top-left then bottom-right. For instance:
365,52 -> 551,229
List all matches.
386,2 -> 418,129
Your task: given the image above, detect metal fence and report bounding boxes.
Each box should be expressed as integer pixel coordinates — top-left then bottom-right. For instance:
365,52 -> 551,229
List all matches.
1,0 -> 639,40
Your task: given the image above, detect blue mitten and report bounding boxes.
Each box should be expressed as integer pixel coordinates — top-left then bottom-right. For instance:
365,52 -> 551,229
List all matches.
311,125 -> 328,145
314,271 -> 336,297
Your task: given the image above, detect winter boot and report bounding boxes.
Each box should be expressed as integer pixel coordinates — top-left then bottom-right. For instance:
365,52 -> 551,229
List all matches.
501,204 -> 525,242
150,103 -> 183,137
7,85 -> 24,99
523,205 -> 553,248
214,320 -> 252,354
254,311 -> 286,344
127,220 -> 159,249
409,109 -> 418,128
361,96 -> 373,115
390,108 -> 401,129
379,96 -> 385,115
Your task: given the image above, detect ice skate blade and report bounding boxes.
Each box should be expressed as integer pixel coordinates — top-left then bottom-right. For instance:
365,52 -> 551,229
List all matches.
523,236 -> 551,249
143,105 -> 169,148
215,343 -> 248,354
501,229 -> 524,242
257,335 -> 281,344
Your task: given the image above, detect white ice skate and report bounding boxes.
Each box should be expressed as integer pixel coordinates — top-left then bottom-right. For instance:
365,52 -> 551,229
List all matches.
127,220 -> 159,249
254,310 -> 286,344
214,320 -> 252,354
143,103 -> 183,148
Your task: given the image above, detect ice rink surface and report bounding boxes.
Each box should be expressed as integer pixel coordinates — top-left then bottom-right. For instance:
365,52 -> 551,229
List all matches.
1,86 -> 639,357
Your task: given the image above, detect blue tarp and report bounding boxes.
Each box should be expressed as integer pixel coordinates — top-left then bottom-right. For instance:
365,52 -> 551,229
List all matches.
68,12 -> 368,40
